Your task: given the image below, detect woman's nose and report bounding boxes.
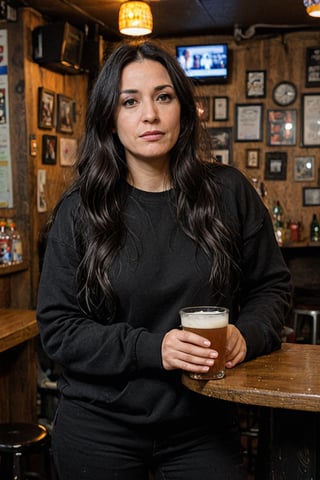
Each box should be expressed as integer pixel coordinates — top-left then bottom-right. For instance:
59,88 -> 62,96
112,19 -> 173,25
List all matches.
141,100 -> 159,122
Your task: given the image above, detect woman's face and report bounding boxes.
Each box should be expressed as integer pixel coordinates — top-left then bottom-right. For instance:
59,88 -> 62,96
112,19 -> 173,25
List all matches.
114,59 -> 181,169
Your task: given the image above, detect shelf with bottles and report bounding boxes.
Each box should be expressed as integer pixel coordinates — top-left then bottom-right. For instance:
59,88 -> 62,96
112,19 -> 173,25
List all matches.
0,217 -> 24,267
0,260 -> 28,275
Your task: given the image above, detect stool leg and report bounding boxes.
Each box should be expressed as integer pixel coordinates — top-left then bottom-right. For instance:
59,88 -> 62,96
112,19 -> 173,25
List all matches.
311,313 -> 317,345
292,312 -> 299,337
13,452 -> 22,480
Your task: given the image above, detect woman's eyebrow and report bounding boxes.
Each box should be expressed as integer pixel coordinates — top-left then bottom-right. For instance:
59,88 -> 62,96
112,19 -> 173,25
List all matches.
119,84 -> 174,95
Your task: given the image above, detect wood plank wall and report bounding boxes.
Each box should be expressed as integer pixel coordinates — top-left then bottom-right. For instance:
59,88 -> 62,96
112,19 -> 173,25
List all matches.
0,8 -> 89,308
166,32 -> 320,236
1,12 -> 320,309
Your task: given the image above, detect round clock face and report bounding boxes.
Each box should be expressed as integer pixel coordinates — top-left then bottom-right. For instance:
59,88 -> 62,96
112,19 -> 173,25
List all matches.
272,82 -> 297,106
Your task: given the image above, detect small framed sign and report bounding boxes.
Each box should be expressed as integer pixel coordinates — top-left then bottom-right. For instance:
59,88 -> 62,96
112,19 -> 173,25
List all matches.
246,70 -> 266,98
264,152 -> 287,181
213,96 -> 228,121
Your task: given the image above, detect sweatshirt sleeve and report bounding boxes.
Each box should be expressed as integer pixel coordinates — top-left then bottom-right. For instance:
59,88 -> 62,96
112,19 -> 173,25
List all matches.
219,167 -> 292,361
235,208 -> 292,360
36,195 -> 164,378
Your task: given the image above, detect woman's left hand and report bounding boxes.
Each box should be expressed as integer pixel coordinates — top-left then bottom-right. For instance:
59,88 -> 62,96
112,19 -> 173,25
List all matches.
225,324 -> 247,368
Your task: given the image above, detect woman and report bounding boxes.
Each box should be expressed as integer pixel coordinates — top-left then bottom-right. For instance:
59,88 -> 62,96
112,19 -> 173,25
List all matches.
37,40 -> 291,479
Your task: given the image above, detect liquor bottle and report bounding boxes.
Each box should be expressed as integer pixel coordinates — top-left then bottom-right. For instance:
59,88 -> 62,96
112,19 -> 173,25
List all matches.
0,219 -> 12,265
310,213 -> 319,242
9,220 -> 23,263
272,201 -> 285,246
272,200 -> 283,228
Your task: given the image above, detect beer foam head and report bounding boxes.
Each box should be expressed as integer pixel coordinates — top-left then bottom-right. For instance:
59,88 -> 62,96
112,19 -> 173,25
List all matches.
180,307 -> 228,329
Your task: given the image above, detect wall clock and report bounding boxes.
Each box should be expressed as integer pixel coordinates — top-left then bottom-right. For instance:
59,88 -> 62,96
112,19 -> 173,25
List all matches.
272,81 -> 297,106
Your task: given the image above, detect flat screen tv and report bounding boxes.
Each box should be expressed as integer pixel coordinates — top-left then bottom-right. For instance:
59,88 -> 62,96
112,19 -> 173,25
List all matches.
176,43 -> 229,84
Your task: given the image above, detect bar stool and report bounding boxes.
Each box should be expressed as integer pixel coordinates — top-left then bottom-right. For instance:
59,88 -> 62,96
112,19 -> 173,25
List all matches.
292,306 -> 320,345
0,422 -> 51,479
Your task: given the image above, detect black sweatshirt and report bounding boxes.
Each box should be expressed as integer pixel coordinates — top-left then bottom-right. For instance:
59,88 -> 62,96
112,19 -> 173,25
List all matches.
37,165 -> 291,425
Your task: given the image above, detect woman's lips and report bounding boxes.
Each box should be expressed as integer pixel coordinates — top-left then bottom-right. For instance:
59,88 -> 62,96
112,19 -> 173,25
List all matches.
140,130 -> 164,141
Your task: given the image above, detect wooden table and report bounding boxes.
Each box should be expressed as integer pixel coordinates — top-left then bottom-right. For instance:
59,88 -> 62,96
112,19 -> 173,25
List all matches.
0,309 -> 39,422
182,343 -> 320,479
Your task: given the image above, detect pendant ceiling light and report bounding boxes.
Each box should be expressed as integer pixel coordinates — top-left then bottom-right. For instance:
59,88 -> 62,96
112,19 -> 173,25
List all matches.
119,1 -> 153,36
304,0 -> 320,17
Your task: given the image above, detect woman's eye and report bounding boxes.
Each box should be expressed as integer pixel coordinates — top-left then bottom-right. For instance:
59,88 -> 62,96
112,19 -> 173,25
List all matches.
157,93 -> 172,102
123,98 -> 137,107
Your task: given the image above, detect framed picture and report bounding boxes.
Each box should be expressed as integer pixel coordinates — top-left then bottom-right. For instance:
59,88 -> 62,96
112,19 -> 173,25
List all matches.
294,156 -> 315,182
195,96 -> 210,122
264,152 -> 287,181
302,94 -> 320,147
235,104 -> 263,141
303,187 -> 320,206
246,149 -> 260,168
306,47 -> 320,87
246,70 -> 266,98
213,96 -> 228,121
207,127 -> 232,165
38,87 -> 55,129
42,135 -> 57,165
57,94 -> 73,133
60,137 -> 77,166
267,109 -> 297,146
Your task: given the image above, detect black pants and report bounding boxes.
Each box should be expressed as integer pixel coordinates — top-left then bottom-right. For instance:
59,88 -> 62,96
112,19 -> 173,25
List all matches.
52,396 -> 247,480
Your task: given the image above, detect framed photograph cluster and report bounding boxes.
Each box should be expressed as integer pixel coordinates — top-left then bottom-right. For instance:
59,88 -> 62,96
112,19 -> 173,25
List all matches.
38,87 -> 76,167
38,87 -> 74,134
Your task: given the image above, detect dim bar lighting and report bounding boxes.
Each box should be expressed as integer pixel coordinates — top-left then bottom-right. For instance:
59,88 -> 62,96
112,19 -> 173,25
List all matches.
119,1 -> 153,36
304,0 -> 320,17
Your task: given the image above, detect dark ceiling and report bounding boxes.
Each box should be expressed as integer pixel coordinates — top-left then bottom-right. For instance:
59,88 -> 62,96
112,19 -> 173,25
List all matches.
12,0 -> 320,41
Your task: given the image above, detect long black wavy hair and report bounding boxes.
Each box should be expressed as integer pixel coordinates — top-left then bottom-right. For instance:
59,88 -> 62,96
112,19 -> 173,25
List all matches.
55,40 -> 238,315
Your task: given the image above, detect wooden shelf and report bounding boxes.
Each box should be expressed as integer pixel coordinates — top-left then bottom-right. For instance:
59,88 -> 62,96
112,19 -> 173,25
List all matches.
0,261 -> 28,276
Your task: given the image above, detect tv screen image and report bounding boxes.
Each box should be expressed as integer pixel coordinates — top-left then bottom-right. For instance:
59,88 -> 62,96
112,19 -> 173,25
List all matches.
176,43 -> 229,83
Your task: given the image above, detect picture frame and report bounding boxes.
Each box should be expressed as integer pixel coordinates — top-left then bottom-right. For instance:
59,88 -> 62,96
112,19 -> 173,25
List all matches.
267,109 -> 297,146
213,96 -> 228,121
235,104 -> 263,141
294,156 -> 315,182
264,152 -> 287,181
306,47 -> 320,87
42,134 -> 57,165
207,127 -> 232,165
57,94 -> 73,133
303,187 -> 320,206
195,96 -> 210,122
60,137 -> 77,166
301,94 -> 320,147
246,149 -> 260,168
246,70 -> 266,98
38,87 -> 55,130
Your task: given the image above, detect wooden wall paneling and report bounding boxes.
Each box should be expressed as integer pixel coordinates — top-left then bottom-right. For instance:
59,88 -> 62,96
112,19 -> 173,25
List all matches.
22,8 -> 89,307
167,32 -> 320,237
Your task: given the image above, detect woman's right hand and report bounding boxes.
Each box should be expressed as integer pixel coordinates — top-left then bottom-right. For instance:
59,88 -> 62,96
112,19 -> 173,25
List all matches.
161,328 -> 218,374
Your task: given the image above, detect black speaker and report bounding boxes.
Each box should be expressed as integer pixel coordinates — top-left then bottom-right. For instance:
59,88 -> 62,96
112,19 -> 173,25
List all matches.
32,22 -> 84,75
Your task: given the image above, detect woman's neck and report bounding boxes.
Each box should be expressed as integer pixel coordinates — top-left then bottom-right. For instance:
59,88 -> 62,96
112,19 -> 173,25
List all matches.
126,162 -> 172,192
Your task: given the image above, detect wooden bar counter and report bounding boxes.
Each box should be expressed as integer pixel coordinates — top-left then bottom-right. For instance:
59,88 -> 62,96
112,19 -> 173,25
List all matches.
182,343 -> 320,478
0,309 -> 39,422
